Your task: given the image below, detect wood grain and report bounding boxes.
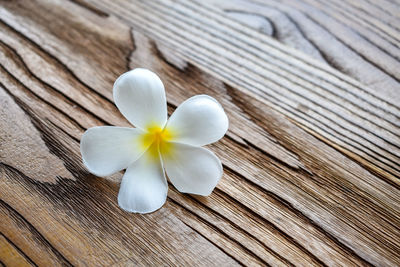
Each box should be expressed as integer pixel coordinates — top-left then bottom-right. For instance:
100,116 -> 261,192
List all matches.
88,0 -> 400,182
0,0 -> 399,266
0,233 -> 33,267
207,0 -> 400,103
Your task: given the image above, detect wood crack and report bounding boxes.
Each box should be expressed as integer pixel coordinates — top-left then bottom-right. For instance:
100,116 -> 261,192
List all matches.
169,198 -> 250,267
0,198 -> 73,267
0,40 -> 110,128
209,188 -> 326,267
221,165 -> 374,266
125,28 -> 136,71
68,0 -> 109,17
0,19 -> 115,106
0,232 -> 38,267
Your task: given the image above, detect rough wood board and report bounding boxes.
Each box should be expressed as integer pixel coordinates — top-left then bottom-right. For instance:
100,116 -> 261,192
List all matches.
0,0 -> 399,266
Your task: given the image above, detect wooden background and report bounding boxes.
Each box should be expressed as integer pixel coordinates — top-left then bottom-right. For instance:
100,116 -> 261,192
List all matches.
1,0 -> 399,266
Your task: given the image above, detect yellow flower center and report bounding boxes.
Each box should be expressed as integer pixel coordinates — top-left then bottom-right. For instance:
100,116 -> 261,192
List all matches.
140,124 -> 175,160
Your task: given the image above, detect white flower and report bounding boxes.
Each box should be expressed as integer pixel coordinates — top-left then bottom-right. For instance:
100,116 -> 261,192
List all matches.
80,68 -> 229,214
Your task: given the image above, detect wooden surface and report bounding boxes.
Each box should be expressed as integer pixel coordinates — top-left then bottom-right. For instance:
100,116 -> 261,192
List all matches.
0,0 -> 399,266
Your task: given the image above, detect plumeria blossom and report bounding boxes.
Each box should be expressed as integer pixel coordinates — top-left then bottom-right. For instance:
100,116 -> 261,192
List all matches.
80,68 -> 229,214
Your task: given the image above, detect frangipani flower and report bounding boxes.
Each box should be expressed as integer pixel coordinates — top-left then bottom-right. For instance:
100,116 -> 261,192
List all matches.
80,68 -> 229,213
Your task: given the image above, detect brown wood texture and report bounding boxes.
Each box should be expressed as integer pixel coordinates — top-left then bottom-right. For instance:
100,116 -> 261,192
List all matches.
0,0 -> 399,266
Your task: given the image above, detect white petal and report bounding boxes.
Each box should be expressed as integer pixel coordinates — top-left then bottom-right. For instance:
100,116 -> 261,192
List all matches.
162,143 -> 222,196
165,95 -> 228,146
80,126 -> 147,177
113,68 -> 167,130
118,145 -> 167,213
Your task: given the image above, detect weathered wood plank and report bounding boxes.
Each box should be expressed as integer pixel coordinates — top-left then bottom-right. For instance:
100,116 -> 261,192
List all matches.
0,0 -> 399,266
